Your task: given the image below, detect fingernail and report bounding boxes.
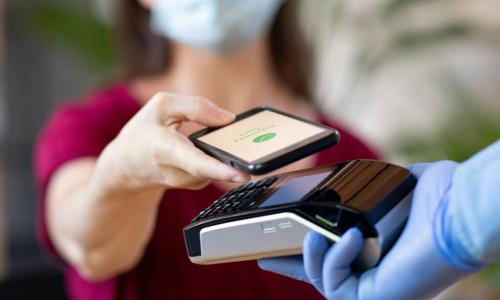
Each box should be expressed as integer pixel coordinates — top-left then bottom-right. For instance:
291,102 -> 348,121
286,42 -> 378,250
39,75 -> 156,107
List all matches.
217,108 -> 235,120
232,176 -> 247,183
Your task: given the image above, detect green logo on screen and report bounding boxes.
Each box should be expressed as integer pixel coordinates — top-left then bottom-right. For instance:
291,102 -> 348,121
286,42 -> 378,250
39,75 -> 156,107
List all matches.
253,133 -> 276,143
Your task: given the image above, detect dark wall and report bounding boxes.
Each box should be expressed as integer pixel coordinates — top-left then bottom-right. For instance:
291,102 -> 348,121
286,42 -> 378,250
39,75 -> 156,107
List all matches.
2,0 -> 98,298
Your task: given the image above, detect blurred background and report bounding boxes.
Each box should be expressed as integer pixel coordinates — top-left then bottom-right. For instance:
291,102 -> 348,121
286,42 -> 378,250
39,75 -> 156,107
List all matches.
0,0 -> 499,299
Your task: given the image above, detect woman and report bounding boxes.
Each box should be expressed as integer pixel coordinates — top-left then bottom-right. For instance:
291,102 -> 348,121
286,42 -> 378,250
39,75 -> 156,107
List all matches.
34,0 -> 378,299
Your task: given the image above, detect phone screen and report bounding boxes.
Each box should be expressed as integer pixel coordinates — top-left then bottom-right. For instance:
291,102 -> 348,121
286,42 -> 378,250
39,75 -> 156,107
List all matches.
197,110 -> 326,162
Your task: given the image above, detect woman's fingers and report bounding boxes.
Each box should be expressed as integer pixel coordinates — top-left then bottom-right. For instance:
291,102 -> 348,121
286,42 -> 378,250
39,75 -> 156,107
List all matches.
157,167 -> 212,190
177,148 -> 247,183
148,92 -> 235,127
133,92 -> 249,187
155,132 -> 249,183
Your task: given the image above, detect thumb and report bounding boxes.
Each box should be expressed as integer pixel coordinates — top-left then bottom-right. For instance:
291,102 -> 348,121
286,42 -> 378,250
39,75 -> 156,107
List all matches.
147,92 -> 235,127
258,256 -> 308,282
409,163 -> 434,179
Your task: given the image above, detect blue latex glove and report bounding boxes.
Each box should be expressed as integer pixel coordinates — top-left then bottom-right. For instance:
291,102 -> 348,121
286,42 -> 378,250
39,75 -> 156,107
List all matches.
259,161 -> 483,300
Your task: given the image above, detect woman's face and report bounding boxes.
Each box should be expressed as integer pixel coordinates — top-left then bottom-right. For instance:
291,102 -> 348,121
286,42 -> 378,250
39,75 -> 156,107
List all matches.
143,0 -> 282,53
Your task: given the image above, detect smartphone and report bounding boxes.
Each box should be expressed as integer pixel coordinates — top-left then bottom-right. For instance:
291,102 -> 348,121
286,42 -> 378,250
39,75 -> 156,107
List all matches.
189,107 -> 340,175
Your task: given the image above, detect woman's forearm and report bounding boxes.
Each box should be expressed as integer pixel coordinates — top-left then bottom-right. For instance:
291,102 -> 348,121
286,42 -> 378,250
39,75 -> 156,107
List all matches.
46,95 -> 247,282
47,156 -> 165,282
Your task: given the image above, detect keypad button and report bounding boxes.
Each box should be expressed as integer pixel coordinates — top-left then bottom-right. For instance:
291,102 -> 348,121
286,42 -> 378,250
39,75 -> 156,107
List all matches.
254,179 -> 268,188
192,176 -> 280,223
239,191 -> 251,199
264,176 -> 278,187
237,199 -> 253,209
243,181 -> 258,190
233,182 -> 250,193
248,189 -> 262,198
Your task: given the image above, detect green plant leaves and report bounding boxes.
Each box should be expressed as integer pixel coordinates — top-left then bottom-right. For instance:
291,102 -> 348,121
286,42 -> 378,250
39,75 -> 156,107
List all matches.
28,5 -> 118,73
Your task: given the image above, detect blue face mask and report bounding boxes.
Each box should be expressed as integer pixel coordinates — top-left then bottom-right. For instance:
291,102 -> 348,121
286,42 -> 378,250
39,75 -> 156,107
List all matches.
151,0 -> 283,53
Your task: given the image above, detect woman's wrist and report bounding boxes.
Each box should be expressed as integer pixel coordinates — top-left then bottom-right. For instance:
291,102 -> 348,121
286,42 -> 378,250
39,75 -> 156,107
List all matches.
90,141 -> 167,200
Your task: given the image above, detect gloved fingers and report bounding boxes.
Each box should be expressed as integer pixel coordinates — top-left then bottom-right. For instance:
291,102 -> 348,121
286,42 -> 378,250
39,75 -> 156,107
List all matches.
304,231 -> 329,294
325,275 -> 360,300
409,163 -> 434,179
257,256 -> 308,282
323,227 -> 364,292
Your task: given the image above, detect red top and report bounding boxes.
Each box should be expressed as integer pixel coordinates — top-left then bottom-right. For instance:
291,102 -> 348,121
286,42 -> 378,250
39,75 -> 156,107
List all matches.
34,84 -> 379,300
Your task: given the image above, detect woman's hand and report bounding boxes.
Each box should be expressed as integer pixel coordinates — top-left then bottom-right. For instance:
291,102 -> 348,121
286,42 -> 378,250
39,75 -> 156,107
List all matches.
47,93 -> 248,282
95,92 -> 249,193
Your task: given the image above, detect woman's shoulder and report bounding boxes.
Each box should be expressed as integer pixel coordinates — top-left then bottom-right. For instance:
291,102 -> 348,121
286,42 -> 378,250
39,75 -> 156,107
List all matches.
317,116 -> 380,164
40,83 -> 142,143
49,83 -> 139,127
34,83 -> 140,185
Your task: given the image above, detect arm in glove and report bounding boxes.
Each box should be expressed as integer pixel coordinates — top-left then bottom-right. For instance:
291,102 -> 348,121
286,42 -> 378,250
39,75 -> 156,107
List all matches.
260,142 -> 500,300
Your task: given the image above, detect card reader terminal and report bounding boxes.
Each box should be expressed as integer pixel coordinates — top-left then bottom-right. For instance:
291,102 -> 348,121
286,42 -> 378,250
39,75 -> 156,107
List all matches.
183,160 -> 416,270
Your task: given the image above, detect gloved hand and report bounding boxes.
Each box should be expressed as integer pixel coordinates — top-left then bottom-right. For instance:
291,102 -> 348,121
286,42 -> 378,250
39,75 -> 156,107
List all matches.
259,161 -> 483,300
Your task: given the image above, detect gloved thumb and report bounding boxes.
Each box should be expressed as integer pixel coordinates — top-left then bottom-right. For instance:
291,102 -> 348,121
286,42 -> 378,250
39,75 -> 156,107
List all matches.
409,163 -> 434,179
258,256 -> 308,282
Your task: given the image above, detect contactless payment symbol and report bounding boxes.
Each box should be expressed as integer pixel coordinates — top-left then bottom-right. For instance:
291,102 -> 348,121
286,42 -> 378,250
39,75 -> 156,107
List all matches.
253,133 -> 276,143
